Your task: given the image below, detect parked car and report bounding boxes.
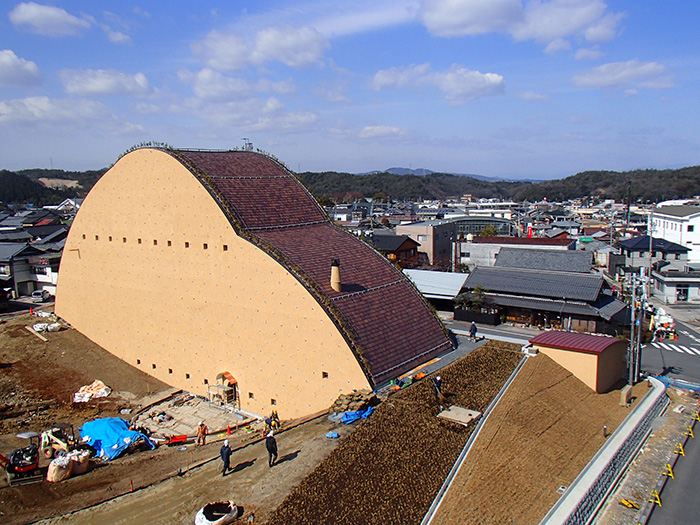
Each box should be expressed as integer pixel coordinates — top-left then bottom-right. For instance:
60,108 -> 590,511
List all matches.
31,290 -> 51,302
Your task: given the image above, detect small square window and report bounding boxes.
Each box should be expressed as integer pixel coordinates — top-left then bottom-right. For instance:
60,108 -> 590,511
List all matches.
203,243 -> 208,250
248,392 -> 255,399
82,234 -> 86,239
223,245 -> 228,251
153,239 -> 158,246
167,240 -> 172,247
152,363 -> 156,369
322,371 -> 329,379
271,399 -> 277,406
138,238 -> 142,244
168,368 -> 173,374
185,373 -> 190,379
185,242 -> 190,248
95,235 -> 99,240
203,379 -> 209,385
123,237 -> 127,243
109,236 -> 113,242
136,359 -> 141,365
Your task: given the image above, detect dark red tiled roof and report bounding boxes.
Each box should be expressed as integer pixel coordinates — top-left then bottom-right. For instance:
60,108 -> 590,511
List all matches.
171,149 -> 452,385
473,236 -> 574,246
529,330 -> 625,355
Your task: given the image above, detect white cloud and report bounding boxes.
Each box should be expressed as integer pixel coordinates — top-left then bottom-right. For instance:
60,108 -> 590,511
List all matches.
421,0 -> 624,52
189,69 -> 252,101
59,69 -> 152,96
359,125 -> 403,139
519,91 -> 550,101
192,25 -> 328,71
316,84 -> 351,103
9,2 -> 90,37
420,0 -> 522,37
0,96 -> 107,124
256,78 -> 297,95
191,30 -> 250,72
572,59 -> 673,89
176,95 -> 319,133
372,63 -> 432,89
544,38 -> 571,54
0,50 -> 41,86
575,47 -> 603,60
314,3 -> 419,37
373,63 -> 504,103
251,26 -> 328,67
101,24 -> 131,44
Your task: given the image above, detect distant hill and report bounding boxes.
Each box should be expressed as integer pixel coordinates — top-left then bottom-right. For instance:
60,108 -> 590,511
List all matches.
2,163 -> 699,207
362,167 -> 503,181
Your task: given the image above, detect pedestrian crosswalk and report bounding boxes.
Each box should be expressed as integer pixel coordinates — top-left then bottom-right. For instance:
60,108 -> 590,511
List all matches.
678,329 -> 700,344
643,341 -> 700,356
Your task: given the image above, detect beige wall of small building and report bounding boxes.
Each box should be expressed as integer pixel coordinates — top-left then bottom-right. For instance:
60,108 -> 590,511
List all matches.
535,341 -> 626,393
56,149 -> 370,419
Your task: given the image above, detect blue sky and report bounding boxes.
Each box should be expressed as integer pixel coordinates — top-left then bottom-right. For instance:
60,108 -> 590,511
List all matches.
1,1 -> 698,179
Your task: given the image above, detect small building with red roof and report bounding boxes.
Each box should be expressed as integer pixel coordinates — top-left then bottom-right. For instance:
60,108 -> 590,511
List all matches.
528,331 -> 627,393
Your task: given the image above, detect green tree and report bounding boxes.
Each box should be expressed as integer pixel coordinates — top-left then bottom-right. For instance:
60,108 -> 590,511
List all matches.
479,225 -> 499,237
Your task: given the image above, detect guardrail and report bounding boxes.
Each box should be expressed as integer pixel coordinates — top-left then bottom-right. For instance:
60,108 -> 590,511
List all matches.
651,374 -> 700,393
539,377 -> 669,525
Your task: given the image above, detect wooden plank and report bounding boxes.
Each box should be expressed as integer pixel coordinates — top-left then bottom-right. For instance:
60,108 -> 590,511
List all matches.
25,325 -> 48,342
437,405 -> 481,426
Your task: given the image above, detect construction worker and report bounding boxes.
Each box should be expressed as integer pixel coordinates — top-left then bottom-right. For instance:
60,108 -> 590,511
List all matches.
196,421 -> 208,446
469,321 -> 478,342
264,409 -> 281,435
266,431 -> 278,468
220,439 -> 232,476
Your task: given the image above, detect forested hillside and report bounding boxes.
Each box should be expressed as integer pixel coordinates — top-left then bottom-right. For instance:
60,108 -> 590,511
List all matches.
2,163 -> 699,207
298,165 -> 700,203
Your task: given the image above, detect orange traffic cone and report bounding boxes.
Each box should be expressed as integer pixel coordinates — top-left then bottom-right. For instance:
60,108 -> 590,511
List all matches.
29,307 -> 33,315
227,425 -> 231,435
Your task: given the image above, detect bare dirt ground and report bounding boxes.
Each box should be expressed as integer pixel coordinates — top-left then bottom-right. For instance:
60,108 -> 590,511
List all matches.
432,353 -> 649,524
0,308 -> 352,525
0,305 -> 655,525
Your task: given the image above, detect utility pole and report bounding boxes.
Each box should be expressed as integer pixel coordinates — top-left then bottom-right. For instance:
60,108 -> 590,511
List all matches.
628,268 -> 649,386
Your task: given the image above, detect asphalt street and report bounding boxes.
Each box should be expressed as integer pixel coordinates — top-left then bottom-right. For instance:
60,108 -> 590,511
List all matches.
647,423 -> 700,525
641,320 -> 700,384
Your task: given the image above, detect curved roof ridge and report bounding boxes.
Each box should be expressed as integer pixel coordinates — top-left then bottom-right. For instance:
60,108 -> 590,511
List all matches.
167,149 -> 452,385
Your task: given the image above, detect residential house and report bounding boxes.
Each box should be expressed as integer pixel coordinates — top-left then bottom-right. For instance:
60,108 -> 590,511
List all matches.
370,233 -> 419,268
395,220 -> 456,269
651,206 -> 700,267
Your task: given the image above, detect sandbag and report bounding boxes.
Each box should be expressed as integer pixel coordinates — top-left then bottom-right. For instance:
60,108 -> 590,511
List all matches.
47,459 -> 71,482
71,452 -> 90,475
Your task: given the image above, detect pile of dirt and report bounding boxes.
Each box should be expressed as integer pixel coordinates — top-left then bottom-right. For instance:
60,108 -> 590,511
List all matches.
267,341 -> 523,524
328,390 -> 378,413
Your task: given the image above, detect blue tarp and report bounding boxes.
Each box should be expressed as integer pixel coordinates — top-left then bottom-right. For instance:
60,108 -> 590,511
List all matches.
341,405 -> 374,424
80,417 -> 155,461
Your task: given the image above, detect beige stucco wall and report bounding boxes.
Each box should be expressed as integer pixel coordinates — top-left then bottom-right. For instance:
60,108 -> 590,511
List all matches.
56,148 -> 370,419
535,341 -> 627,393
535,346 -> 599,392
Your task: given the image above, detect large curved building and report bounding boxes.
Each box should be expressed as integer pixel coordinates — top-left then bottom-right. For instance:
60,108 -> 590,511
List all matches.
56,148 -> 452,418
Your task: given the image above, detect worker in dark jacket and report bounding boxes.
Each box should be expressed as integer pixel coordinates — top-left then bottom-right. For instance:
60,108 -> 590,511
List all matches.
220,439 -> 232,476
266,431 -> 278,468
469,321 -> 478,342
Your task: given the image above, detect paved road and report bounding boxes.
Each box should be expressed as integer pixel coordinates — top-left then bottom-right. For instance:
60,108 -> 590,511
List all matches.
641,320 -> 700,384
647,424 -> 700,525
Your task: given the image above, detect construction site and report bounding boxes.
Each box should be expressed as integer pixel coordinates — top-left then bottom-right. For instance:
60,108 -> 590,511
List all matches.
1,303 -> 696,524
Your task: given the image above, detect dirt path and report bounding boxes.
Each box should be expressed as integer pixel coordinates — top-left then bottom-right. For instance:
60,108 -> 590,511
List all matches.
40,416 -> 350,524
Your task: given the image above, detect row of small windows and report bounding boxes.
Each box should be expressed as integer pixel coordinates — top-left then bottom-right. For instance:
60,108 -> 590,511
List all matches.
83,234 -> 227,251
135,358 -> 328,404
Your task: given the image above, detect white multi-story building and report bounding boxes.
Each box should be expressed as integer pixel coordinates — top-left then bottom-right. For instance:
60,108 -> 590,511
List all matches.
651,206 -> 700,268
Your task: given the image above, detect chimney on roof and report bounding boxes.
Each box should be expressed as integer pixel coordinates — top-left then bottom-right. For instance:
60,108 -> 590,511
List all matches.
330,258 -> 342,292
